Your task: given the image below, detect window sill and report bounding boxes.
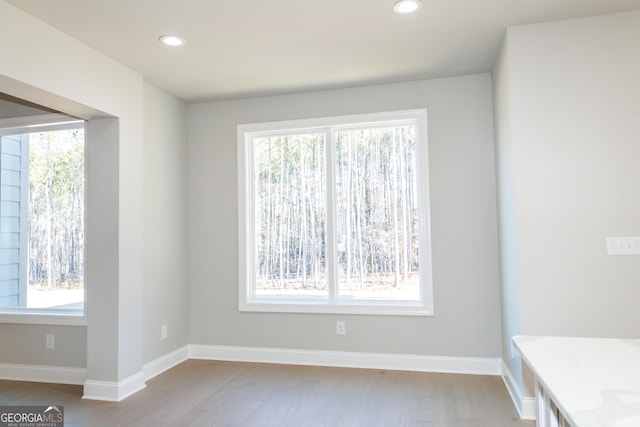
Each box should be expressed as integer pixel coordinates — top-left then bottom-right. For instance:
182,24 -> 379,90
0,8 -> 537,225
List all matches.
240,300 -> 433,317
0,310 -> 86,326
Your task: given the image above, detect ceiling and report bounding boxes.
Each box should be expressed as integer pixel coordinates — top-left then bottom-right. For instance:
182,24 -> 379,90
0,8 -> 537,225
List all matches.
7,0 -> 640,103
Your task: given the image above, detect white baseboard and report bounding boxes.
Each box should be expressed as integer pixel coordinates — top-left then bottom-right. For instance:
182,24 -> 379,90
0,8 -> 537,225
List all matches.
501,361 -> 536,420
0,346 -> 507,404
0,363 -> 86,385
82,370 -> 146,402
143,345 -> 189,381
81,346 -> 189,401
189,344 -> 502,376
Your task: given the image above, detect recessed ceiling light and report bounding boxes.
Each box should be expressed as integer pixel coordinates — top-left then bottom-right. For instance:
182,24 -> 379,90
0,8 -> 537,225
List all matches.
159,35 -> 185,47
393,0 -> 421,14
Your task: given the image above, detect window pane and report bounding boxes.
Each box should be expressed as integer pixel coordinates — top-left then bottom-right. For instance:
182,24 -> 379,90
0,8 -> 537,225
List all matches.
253,133 -> 328,300
239,110 -> 432,315
0,127 -> 85,310
335,126 -> 420,301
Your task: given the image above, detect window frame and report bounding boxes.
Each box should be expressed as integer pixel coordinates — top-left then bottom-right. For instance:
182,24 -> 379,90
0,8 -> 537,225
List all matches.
238,109 -> 433,316
0,114 -> 86,326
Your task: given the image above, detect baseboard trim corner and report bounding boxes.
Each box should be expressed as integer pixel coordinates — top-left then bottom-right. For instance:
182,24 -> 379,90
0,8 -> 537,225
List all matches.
143,345 -> 189,381
501,361 -> 536,421
83,370 -> 146,402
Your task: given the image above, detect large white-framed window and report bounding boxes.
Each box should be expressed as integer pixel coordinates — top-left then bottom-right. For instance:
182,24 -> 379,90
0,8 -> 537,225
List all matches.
238,109 -> 433,316
0,114 -> 85,325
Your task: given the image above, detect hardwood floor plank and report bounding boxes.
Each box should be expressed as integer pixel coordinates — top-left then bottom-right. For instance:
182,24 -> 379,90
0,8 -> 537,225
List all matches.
0,360 -> 534,427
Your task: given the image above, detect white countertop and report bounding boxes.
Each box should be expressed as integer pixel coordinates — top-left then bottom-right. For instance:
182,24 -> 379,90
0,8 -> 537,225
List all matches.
513,336 -> 640,427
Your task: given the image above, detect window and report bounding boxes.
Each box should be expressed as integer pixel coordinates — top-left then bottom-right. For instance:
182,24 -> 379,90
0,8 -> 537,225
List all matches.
238,110 -> 433,315
0,115 -> 85,320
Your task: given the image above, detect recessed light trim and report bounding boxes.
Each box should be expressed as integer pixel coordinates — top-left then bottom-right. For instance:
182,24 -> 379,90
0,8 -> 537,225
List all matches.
393,0 -> 421,14
159,35 -> 185,47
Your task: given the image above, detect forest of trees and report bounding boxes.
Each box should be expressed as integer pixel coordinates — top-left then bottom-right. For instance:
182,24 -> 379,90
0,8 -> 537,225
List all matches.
254,124 -> 420,297
28,129 -> 84,289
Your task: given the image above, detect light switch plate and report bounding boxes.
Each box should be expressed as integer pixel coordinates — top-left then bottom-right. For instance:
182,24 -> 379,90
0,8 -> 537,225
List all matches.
607,237 -> 640,255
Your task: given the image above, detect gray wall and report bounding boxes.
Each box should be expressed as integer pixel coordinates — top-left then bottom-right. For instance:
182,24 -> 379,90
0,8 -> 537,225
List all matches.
0,324 -> 86,367
493,9 -> 640,394
0,1 -> 142,384
188,74 -> 503,358
0,84 -> 189,372
0,1 -> 187,379
143,82 -> 189,364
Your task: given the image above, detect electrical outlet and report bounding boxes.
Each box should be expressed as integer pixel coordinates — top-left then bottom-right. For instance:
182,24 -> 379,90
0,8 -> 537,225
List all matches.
46,334 -> 55,349
607,237 -> 640,255
161,325 -> 168,340
336,321 -> 346,336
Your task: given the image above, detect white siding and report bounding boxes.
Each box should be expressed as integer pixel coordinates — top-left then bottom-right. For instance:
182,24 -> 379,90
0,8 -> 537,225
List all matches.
0,134 -> 27,307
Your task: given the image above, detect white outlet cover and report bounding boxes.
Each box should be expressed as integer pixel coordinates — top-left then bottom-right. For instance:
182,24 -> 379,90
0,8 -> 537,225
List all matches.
607,237 -> 640,255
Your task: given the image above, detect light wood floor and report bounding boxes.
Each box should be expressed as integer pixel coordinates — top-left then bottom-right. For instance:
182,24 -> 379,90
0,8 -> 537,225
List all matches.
0,360 -> 534,426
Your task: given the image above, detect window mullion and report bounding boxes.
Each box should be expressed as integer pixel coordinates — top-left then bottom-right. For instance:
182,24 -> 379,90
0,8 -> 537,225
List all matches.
247,135 -> 257,302
325,128 -> 338,303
